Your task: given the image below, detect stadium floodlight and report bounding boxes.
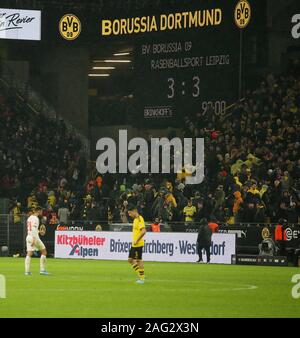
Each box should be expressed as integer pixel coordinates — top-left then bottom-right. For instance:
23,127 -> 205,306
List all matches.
113,52 -> 130,56
93,60 -> 131,63
92,67 -> 116,70
88,74 -> 110,77
104,60 -> 131,63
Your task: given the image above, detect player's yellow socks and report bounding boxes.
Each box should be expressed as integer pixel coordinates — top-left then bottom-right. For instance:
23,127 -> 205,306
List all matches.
138,268 -> 145,280
132,263 -> 140,277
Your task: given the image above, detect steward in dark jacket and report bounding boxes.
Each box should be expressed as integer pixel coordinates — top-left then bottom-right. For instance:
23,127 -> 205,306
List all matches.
196,218 -> 213,263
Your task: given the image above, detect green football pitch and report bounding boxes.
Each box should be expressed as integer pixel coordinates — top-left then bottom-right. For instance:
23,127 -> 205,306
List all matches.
0,257 -> 299,318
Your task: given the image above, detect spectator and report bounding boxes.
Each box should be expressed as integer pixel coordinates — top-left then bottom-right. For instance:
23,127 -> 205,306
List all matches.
47,191 -> 56,209
119,201 -> 129,223
161,203 -> 173,223
81,200 -> 92,220
195,201 -> 206,223
240,202 -> 257,223
208,216 -> 219,233
214,185 -> 225,211
279,190 -> 298,223
275,218 -> 288,256
58,202 -> 70,225
183,199 -> 197,223
151,191 -> 164,219
203,193 -> 216,219
49,211 -> 59,225
27,192 -> 38,209
12,202 -> 22,225
233,191 -> 243,222
173,182 -> 187,210
88,202 -> 102,222
150,217 -> 161,232
165,191 -> 177,209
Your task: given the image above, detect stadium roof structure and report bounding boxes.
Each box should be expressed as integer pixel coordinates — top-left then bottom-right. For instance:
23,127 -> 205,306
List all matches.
2,0 -> 193,13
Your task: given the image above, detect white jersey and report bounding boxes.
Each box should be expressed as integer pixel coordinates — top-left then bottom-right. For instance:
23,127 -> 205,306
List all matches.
27,215 -> 40,239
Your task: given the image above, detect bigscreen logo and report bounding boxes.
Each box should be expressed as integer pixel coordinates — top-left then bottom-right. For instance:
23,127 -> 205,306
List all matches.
234,0 -> 251,29
59,14 -> 81,40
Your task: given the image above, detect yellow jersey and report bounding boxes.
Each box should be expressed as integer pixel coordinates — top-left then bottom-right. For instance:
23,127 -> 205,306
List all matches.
183,205 -> 197,222
132,215 -> 145,248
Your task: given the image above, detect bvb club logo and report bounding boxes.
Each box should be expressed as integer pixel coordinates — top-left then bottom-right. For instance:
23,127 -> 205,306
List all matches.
59,14 -> 81,40
234,0 -> 251,29
262,227 -> 270,240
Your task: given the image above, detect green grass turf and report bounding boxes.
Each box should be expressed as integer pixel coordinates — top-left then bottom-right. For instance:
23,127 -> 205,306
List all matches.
0,257 -> 299,318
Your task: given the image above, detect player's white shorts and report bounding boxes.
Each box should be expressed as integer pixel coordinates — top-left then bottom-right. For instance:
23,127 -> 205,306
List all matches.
26,235 -> 46,252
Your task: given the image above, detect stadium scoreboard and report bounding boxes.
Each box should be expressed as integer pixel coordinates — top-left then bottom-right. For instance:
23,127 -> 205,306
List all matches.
131,2 -> 243,125
44,0 -> 252,127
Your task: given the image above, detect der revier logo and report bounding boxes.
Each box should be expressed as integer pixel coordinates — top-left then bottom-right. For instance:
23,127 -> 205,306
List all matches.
59,14 -> 81,40
234,0 -> 251,29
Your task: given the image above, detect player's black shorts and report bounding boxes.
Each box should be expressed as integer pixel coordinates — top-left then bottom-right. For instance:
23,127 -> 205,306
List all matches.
129,246 -> 143,260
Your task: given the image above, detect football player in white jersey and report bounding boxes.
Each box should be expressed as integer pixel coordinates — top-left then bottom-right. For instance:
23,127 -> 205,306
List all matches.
25,206 -> 50,275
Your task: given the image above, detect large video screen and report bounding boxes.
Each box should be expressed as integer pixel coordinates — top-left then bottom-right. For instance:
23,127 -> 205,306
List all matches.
41,0 -> 244,127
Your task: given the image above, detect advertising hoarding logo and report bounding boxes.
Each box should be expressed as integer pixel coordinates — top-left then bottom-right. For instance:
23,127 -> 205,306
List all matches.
59,14 -> 81,40
55,231 -> 235,264
0,8 -> 41,41
56,234 -> 106,258
69,244 -> 99,258
285,227 -> 300,241
234,0 -> 251,29
56,225 -> 83,231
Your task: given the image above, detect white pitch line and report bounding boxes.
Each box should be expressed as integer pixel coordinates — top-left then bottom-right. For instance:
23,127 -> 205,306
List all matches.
7,275 -> 258,292
152,279 -> 258,291
200,281 -> 258,291
210,286 -> 258,291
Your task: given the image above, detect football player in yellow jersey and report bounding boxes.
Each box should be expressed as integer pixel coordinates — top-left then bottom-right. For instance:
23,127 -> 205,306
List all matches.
127,205 -> 146,284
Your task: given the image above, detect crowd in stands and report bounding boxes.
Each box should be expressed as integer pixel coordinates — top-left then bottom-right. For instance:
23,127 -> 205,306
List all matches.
181,70 -> 300,224
2,64 -> 300,227
0,88 -> 87,224
105,68 -> 300,225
